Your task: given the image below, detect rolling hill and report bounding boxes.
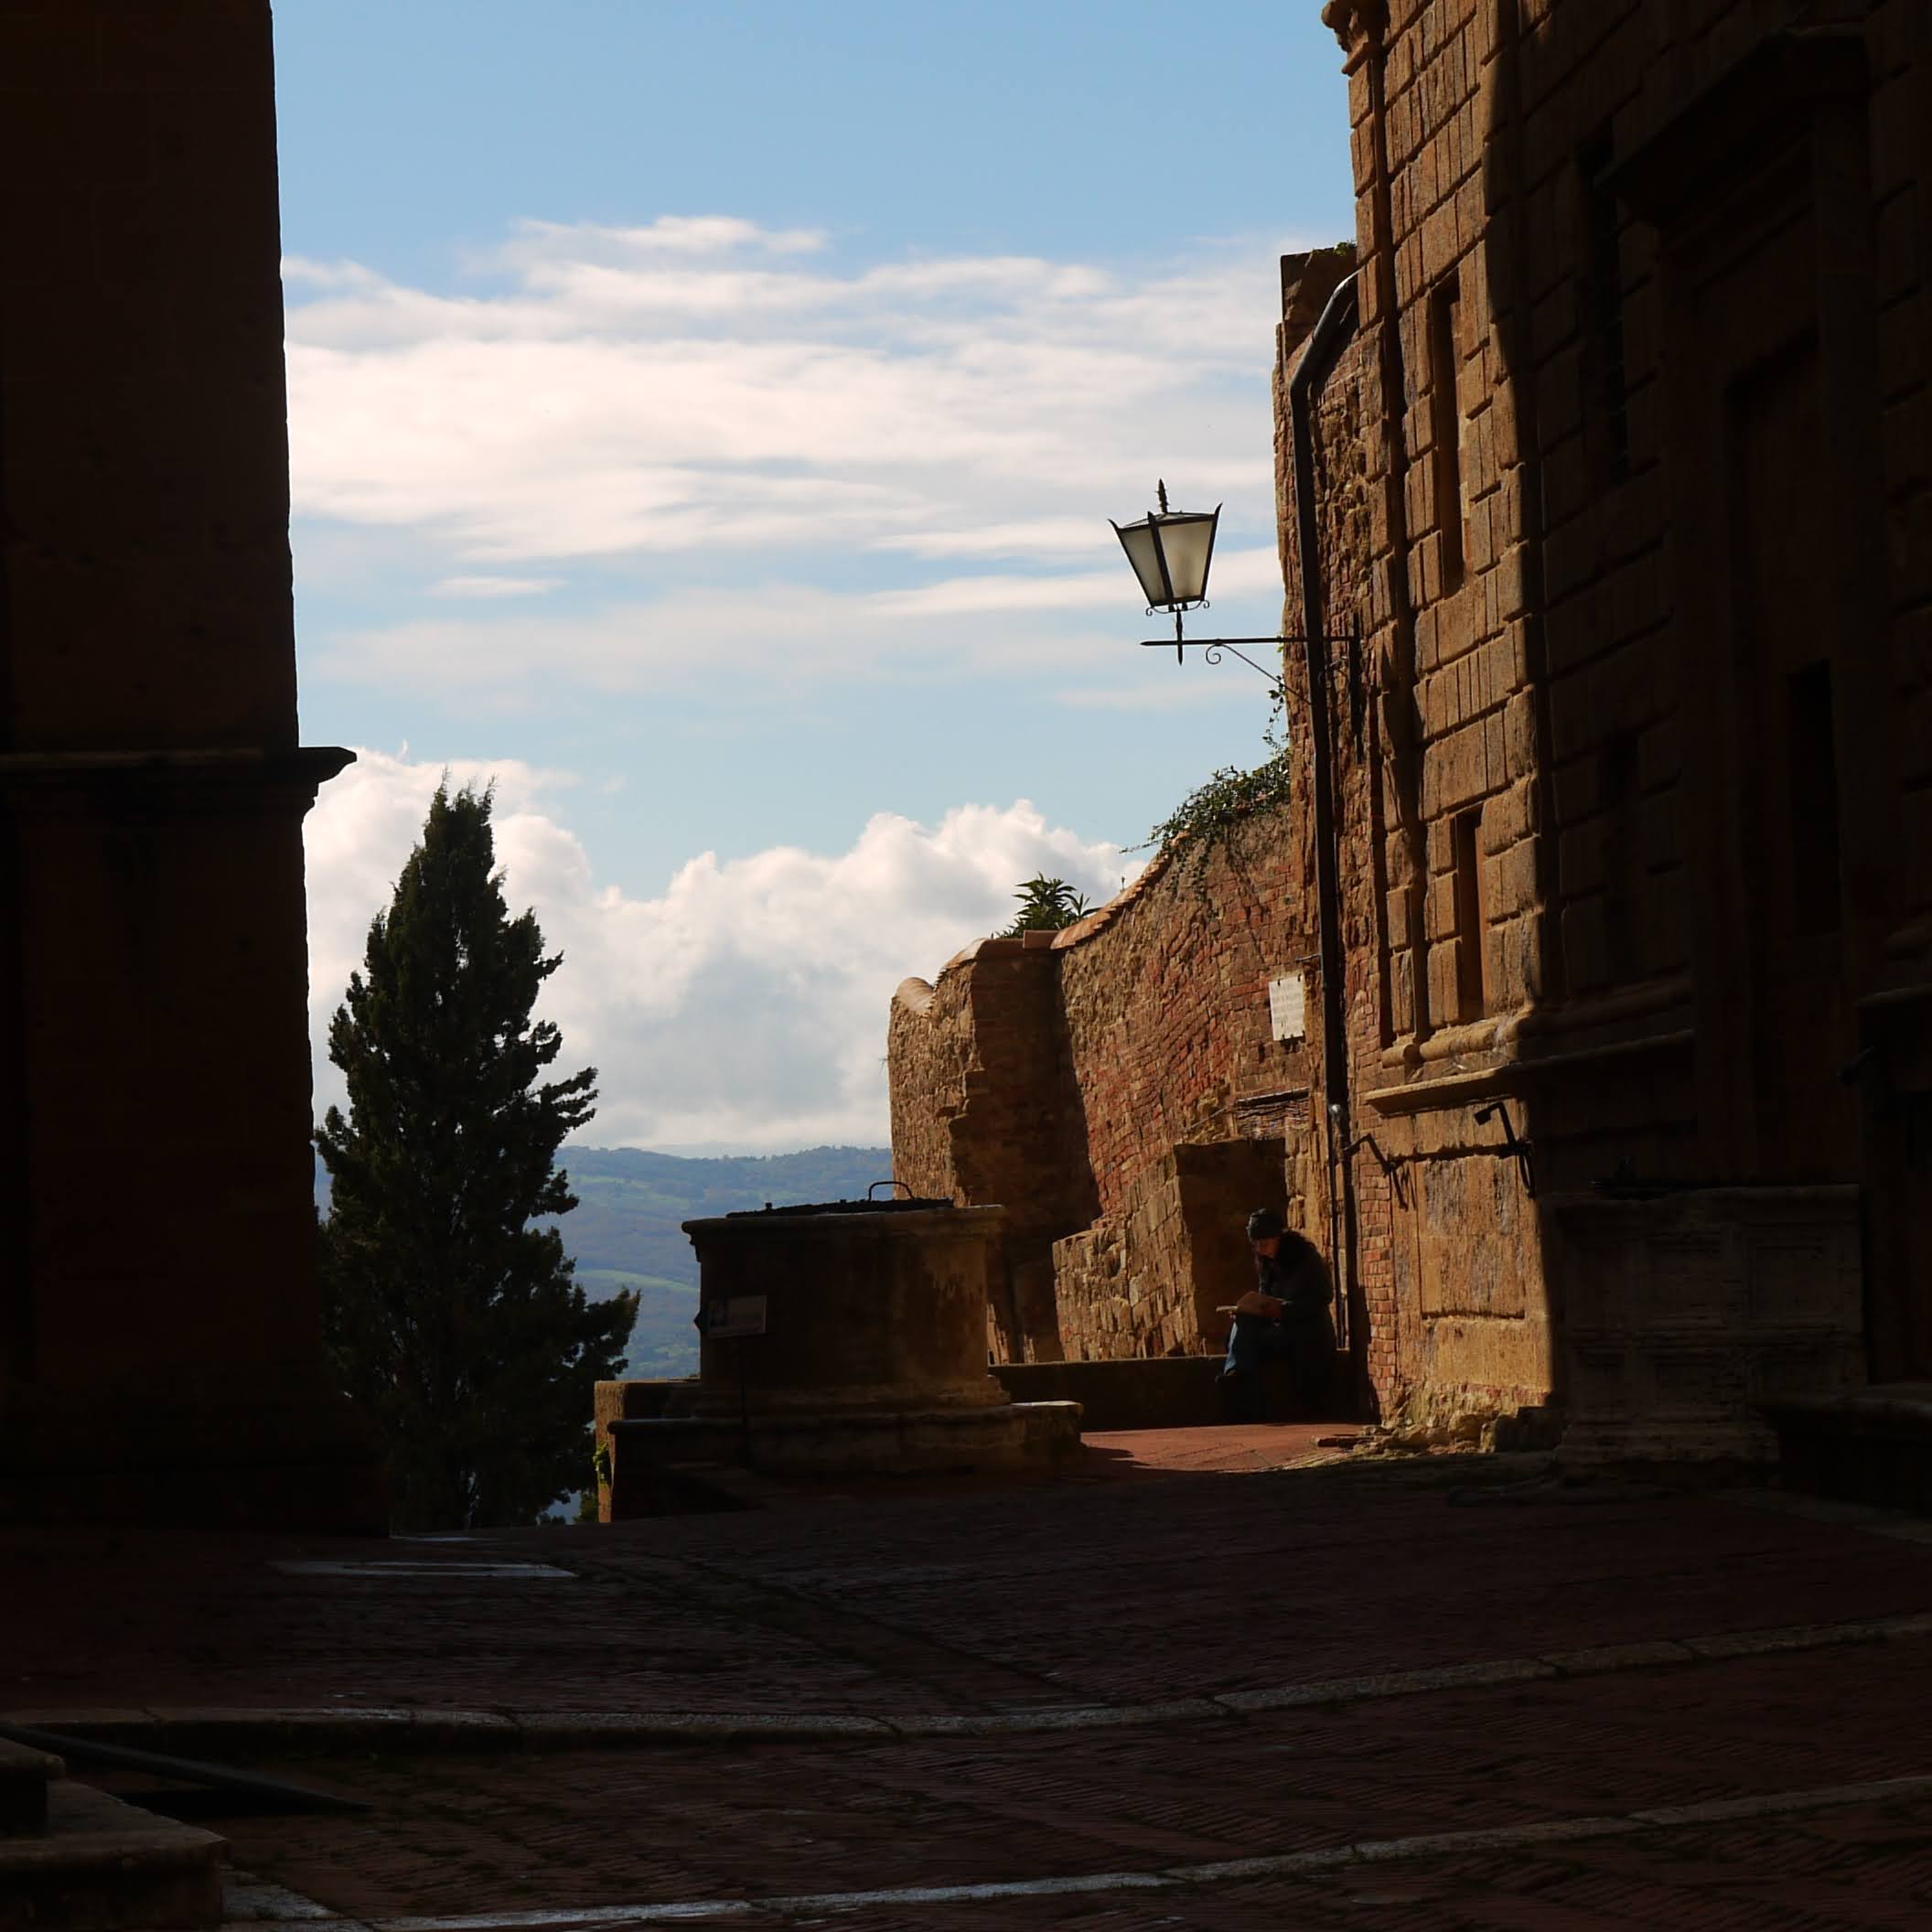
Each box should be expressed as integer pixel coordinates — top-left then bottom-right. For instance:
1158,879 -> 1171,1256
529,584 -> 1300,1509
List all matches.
314,1143 -> 896,1378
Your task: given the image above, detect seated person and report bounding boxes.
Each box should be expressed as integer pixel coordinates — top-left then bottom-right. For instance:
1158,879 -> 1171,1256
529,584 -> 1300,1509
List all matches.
1217,1208 -> 1336,1421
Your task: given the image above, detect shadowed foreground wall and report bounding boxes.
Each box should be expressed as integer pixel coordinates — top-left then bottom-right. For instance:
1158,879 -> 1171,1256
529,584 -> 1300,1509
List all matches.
0,1 -> 380,1526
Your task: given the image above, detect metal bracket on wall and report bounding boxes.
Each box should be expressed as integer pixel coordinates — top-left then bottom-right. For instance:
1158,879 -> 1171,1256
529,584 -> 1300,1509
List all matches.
1139,609 -> 1358,702
1474,1100 -> 1537,1198
1346,1132 -> 1410,1208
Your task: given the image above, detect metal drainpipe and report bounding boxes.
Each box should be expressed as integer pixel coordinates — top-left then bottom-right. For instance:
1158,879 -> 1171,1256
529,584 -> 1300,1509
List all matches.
1288,272 -> 1364,1387
0,366 -> 26,1391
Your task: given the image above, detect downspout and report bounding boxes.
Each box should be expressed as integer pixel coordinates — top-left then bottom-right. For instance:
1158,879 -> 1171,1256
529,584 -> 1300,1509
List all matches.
0,317 -> 27,1394
1288,272 -> 1365,1399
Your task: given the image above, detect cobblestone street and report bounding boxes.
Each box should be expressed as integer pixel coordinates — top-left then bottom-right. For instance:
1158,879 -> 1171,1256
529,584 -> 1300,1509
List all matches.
9,1432 -> 1932,1926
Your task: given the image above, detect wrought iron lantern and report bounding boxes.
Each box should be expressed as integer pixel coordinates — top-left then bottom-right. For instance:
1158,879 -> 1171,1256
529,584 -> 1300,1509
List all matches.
1111,478 -> 1288,687
1111,480 -> 1221,619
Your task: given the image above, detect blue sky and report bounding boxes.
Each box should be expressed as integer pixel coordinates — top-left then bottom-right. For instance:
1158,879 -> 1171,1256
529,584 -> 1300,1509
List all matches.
277,3 -> 1358,1151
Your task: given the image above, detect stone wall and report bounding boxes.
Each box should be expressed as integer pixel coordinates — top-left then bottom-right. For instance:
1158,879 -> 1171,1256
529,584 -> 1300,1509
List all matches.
1298,0 -> 1932,1443
889,938 -> 1094,1362
889,826 -> 1318,1365
891,1 -> 1932,1449
1057,829 -> 1314,1217
1053,1139 -> 1289,1362
1551,1186 -> 1868,1464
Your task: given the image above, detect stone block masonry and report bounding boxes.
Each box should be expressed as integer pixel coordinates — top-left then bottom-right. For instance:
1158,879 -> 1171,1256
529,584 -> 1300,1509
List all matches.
1291,0 -> 1932,1447
893,0 -> 1932,1454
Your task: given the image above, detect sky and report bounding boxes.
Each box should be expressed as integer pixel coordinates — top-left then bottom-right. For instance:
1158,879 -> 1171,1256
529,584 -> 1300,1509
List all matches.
279,1 -> 1358,1153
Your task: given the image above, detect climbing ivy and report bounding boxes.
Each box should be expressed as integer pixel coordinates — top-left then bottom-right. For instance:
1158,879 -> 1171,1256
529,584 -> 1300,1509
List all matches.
1139,746 -> 1295,885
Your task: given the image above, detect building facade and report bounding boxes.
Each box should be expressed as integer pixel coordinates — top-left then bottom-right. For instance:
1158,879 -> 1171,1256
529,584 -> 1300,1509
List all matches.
0,3 -> 380,1525
892,0 -> 1932,1456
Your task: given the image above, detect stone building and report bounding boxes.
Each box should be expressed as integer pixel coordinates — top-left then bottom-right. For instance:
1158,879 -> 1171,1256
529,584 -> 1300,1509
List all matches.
0,3 -> 380,1525
892,0 -> 1932,1459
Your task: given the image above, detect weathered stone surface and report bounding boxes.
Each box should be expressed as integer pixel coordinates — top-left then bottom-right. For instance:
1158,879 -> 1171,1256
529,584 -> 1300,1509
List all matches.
0,1780 -> 225,1930
889,3 -> 1932,1454
598,1205 -> 1081,1514
890,835 -> 1318,1367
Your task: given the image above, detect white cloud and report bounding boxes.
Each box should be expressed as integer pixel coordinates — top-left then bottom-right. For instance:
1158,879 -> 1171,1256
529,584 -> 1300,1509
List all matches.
284,218 -> 1306,641
310,549 -> 1285,707
500,215 -> 829,262
433,574 -> 562,598
305,749 -> 1139,1152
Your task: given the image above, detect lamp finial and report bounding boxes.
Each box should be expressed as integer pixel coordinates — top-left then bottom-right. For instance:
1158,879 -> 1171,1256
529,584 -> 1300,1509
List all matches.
1156,478 -> 1169,515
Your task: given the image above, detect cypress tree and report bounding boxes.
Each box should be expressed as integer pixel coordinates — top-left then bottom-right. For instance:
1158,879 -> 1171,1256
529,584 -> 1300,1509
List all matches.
315,781 -> 637,1530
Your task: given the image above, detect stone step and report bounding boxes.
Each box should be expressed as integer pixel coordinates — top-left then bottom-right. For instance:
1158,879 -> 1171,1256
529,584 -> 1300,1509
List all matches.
0,1738 -> 63,1835
993,1354 -> 1347,1432
1763,1383 -> 1932,1515
0,1780 -> 225,1931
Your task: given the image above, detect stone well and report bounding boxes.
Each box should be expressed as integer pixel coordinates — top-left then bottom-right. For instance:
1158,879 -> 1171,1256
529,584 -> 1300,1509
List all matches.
597,1199 -> 1081,1516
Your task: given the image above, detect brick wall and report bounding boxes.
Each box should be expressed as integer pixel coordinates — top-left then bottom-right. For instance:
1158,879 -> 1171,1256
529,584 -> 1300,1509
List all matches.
888,939 -> 1092,1361
889,824 -> 1318,1363
1054,1139 -> 1290,1362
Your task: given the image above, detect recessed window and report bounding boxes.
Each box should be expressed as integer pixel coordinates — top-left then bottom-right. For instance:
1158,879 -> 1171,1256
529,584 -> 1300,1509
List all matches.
1429,268 -> 1466,595
1452,806 -> 1487,1020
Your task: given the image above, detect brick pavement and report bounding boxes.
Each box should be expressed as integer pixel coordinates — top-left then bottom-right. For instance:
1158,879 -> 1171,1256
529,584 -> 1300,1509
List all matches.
206,1637 -> 1932,1919
14,1442 -> 1932,1724
709,1798 -> 1932,1930
10,1441 -> 1932,1926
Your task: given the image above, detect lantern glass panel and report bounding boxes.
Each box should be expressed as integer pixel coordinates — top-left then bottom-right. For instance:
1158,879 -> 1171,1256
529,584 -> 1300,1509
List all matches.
1154,510 -> 1218,606
1113,520 -> 1171,608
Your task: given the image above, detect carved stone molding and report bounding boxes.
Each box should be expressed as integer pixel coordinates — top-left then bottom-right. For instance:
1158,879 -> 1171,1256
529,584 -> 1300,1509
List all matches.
1320,0 -> 1388,50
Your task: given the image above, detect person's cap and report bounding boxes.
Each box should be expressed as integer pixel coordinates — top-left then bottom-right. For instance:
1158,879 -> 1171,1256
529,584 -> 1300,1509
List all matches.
1246,1208 -> 1284,1241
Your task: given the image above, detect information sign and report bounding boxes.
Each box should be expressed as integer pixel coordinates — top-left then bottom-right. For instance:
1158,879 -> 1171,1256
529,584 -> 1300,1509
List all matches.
1269,973 -> 1308,1044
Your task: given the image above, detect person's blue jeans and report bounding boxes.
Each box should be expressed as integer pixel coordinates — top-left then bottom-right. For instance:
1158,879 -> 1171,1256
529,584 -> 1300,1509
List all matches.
1221,1315 -> 1297,1421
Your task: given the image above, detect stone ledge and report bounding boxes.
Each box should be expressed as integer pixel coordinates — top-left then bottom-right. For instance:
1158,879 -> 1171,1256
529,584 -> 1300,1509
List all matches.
0,1780 -> 225,1930
993,1357 -> 1329,1432
605,1401 -> 1083,1515
0,1737 -> 63,1834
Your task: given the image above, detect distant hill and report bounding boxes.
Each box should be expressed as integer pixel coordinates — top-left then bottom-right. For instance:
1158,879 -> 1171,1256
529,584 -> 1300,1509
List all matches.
314,1143 -> 895,1378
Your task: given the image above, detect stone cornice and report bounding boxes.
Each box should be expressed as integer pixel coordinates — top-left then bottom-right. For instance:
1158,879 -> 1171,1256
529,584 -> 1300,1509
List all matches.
0,746 -> 354,785
1320,0 -> 1387,52
0,746 -> 355,814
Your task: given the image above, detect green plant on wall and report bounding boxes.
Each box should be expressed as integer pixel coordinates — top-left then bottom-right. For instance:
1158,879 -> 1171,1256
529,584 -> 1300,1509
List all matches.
1141,746 -> 1295,885
1001,875 -> 1091,936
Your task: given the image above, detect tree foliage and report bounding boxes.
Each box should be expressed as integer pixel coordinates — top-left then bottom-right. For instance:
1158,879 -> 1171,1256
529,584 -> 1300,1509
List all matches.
1001,874 -> 1091,936
315,782 -> 637,1530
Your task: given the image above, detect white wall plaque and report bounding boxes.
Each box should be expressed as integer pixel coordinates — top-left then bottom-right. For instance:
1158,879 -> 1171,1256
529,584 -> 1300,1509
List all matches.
1269,973 -> 1307,1044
